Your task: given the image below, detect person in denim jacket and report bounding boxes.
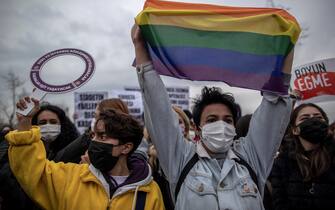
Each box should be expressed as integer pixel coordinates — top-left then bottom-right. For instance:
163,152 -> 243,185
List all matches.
131,25 -> 294,210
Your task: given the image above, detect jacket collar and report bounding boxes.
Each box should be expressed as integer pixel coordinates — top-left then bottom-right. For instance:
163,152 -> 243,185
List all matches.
80,153 -> 152,198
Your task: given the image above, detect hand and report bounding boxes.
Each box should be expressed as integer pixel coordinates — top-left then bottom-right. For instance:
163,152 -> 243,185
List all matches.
131,23 -> 151,66
16,97 -> 40,131
80,150 -> 90,164
290,88 -> 302,100
131,24 -> 146,48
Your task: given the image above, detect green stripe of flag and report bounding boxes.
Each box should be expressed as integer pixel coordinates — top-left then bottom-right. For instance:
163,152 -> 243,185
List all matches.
141,24 -> 294,56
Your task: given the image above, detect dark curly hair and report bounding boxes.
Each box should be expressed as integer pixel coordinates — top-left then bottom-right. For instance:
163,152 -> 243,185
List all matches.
32,104 -> 79,155
192,86 -> 238,128
96,109 -> 143,154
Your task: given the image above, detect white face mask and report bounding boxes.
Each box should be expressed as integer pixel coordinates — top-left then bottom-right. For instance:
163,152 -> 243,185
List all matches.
201,120 -> 236,153
40,124 -> 61,143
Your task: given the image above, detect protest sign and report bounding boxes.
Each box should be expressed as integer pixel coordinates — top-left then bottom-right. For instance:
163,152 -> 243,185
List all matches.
124,86 -> 190,110
74,91 -> 107,134
18,48 -> 95,116
166,86 -> 190,110
110,90 -> 144,122
291,58 -> 335,102
73,86 -> 190,131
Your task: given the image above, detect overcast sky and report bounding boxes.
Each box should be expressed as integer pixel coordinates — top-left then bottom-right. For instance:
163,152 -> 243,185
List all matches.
0,0 -> 334,122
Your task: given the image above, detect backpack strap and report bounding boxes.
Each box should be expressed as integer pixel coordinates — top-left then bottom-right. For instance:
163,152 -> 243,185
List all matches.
234,152 -> 259,190
135,191 -> 147,210
174,152 -> 260,201
174,153 -> 199,200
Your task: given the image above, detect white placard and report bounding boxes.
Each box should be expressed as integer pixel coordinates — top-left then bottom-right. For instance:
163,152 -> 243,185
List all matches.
110,90 -> 144,122
166,86 -> 190,110
291,58 -> 335,102
18,48 -> 95,116
74,91 -> 108,133
124,86 -> 190,110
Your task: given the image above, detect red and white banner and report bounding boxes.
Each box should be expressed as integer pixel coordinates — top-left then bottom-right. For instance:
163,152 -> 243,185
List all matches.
291,58 -> 335,102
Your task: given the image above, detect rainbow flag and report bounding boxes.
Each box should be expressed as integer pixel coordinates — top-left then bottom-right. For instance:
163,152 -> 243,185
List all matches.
136,0 -> 301,94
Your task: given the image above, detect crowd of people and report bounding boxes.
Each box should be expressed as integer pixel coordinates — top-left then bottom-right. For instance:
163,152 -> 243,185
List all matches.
0,25 -> 334,210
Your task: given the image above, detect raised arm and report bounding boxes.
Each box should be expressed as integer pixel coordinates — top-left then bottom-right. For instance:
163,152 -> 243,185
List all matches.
131,25 -> 194,186
235,50 -> 294,192
6,97 -> 81,210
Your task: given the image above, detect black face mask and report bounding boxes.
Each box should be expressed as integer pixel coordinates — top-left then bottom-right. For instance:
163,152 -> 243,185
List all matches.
88,141 -> 120,172
298,118 -> 329,144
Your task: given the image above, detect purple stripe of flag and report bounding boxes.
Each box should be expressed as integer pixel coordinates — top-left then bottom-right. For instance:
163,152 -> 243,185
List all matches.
148,45 -> 287,94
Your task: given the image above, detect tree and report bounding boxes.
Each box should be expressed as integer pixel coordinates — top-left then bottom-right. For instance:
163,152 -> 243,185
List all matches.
0,71 -> 25,128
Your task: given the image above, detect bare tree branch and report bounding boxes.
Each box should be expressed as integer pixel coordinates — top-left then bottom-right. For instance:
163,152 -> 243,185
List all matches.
0,71 -> 25,127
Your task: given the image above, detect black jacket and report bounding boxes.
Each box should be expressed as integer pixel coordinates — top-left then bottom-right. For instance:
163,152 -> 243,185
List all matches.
270,140 -> 335,210
53,131 -> 91,163
0,145 -> 37,210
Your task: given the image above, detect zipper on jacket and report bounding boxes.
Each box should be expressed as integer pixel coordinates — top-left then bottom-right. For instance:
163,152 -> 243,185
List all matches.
106,199 -> 112,210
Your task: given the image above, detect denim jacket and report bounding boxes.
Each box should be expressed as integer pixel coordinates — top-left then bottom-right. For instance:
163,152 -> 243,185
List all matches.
137,64 -> 292,210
